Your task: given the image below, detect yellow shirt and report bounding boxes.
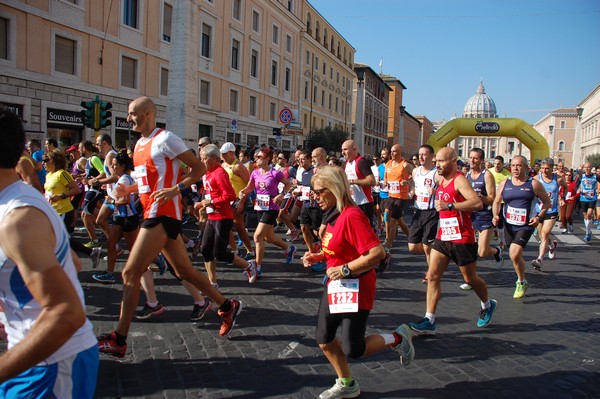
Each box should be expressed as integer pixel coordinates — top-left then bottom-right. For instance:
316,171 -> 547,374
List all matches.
44,170 -> 74,215
222,159 -> 246,194
488,167 -> 511,186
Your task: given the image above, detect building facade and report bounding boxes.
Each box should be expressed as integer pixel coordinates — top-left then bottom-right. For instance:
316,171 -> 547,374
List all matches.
577,84 -> 600,167
352,63 -> 389,156
0,0 -> 354,152
533,109 -> 578,169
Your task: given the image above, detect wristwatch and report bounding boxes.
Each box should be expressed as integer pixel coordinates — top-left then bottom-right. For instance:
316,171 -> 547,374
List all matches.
176,182 -> 186,192
341,264 -> 351,278
447,203 -> 455,211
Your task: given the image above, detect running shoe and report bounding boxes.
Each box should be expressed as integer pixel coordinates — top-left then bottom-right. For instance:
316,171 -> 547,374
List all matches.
319,379 -> 360,399
460,283 -> 473,291
244,251 -> 256,261
91,247 -> 102,269
83,240 -> 101,249
513,280 -> 530,299
568,225 -> 574,233
561,228 -> 568,234
477,299 -> 497,328
290,228 -> 301,242
393,324 -> 415,366
188,301 -> 212,321
245,260 -> 258,284
155,254 -> 168,275
218,299 -> 242,337
531,257 -> 542,270
97,331 -> 127,358
492,245 -> 504,269
584,233 -> 592,242
311,261 -> 327,272
408,317 -> 436,335
548,240 -> 557,259
284,245 -> 297,265
377,251 -> 391,273
135,303 -> 165,320
92,272 -> 115,284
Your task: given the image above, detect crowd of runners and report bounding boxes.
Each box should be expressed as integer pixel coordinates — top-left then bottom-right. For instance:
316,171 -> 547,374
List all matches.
1,99 -> 599,398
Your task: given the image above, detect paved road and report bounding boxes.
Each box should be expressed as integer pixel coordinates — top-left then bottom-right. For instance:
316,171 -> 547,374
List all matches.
3,215 -> 600,398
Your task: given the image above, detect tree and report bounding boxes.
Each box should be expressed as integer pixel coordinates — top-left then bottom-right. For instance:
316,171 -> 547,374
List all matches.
304,126 -> 349,154
585,153 -> 600,168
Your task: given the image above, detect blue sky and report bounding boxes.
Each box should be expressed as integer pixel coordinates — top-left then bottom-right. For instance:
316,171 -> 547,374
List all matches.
309,0 -> 600,124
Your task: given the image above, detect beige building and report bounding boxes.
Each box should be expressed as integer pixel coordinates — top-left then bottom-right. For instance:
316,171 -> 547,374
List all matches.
352,63 -> 389,156
415,115 -> 434,150
533,109 -> 579,169
0,0 -> 353,152
577,83 -> 600,167
299,2 -> 355,140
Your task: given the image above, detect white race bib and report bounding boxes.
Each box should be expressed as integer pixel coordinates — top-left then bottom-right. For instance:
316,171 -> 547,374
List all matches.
254,194 -> 270,211
505,205 -> 527,226
414,187 -> 431,210
388,181 -> 400,195
439,216 -> 462,241
204,193 -> 214,214
300,186 -> 311,201
135,165 -> 151,194
327,279 -> 359,314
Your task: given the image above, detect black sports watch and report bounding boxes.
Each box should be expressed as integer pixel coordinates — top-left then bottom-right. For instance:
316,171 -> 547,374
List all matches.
447,203 -> 455,211
341,264 -> 351,278
177,182 -> 186,192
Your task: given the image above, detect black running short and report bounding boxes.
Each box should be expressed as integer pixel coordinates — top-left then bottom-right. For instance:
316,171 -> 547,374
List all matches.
141,216 -> 182,240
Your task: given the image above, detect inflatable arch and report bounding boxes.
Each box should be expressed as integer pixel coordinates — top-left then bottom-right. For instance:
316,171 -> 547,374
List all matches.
427,118 -> 549,165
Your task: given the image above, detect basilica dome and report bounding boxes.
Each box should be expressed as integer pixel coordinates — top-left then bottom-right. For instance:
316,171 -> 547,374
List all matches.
463,81 -> 498,118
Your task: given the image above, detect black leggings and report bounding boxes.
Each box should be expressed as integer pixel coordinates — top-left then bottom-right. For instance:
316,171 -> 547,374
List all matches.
201,218 -> 235,263
315,289 -> 370,359
62,210 -> 92,256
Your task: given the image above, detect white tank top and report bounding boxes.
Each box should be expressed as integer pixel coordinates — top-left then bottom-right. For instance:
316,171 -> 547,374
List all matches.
0,180 -> 97,364
413,166 -> 437,210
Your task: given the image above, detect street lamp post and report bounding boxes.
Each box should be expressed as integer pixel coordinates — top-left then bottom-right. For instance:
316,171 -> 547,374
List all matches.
572,107 -> 584,169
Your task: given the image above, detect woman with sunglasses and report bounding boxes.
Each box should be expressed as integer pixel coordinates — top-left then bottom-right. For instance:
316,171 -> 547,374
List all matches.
301,165 -> 414,399
239,148 -> 296,274
43,149 -> 101,267
559,169 -> 579,234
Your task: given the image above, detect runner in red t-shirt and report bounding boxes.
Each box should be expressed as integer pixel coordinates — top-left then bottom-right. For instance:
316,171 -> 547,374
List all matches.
302,165 -> 414,399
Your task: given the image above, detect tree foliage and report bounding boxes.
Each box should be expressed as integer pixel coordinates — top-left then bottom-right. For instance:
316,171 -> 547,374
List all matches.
303,126 -> 349,154
585,153 -> 600,168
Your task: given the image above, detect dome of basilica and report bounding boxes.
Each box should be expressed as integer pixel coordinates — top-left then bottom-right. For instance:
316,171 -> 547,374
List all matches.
463,81 -> 498,118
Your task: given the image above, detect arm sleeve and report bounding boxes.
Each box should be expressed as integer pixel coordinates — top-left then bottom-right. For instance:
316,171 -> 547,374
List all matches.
91,156 -> 104,173
358,158 -> 374,177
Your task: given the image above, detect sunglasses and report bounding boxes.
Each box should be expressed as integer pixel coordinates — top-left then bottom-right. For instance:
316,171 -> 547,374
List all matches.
412,158 -> 418,161
311,188 -> 330,196
277,157 -> 285,160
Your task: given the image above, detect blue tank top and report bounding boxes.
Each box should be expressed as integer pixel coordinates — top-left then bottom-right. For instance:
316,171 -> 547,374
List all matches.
579,174 -> 597,202
535,173 -> 559,214
502,177 -> 535,231
467,169 -> 492,221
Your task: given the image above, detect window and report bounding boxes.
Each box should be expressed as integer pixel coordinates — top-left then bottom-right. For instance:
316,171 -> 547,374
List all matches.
201,24 -> 211,58
249,95 -> 257,117
252,10 -> 260,32
284,67 -> 291,92
271,60 -> 278,86
121,56 -> 137,88
314,56 -> 318,71
558,141 -> 565,151
123,0 -> 138,29
272,25 -> 279,45
163,3 -> 172,42
0,17 -> 8,60
160,67 -> 169,96
560,120 -> 566,129
232,0 -> 241,21
305,50 -> 310,65
313,86 -> 317,103
287,0 -> 292,12
304,81 -> 309,100
321,90 -> 325,106
330,67 -> 333,80
229,89 -> 239,113
322,62 -> 326,75
328,94 -> 332,109
335,97 -> 339,113
231,39 -> 240,70
269,102 -> 276,121
286,34 -> 292,53
250,49 -> 258,78
55,36 -> 76,75
200,80 -> 211,105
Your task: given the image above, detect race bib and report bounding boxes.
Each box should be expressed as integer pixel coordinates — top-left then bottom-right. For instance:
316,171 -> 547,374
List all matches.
414,188 -> 431,210
388,181 -> 400,195
505,205 -> 527,226
301,186 -> 311,202
254,194 -> 270,211
566,192 -> 572,200
135,165 -> 150,194
204,193 -> 214,214
439,216 -> 462,241
327,279 -> 359,314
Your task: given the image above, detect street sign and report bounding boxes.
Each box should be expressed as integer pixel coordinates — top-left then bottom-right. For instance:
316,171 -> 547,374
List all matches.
230,119 -> 238,132
279,107 -> 292,124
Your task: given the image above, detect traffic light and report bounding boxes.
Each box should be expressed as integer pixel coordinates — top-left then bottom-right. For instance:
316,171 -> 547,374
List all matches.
80,99 -> 96,129
99,100 -> 112,129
